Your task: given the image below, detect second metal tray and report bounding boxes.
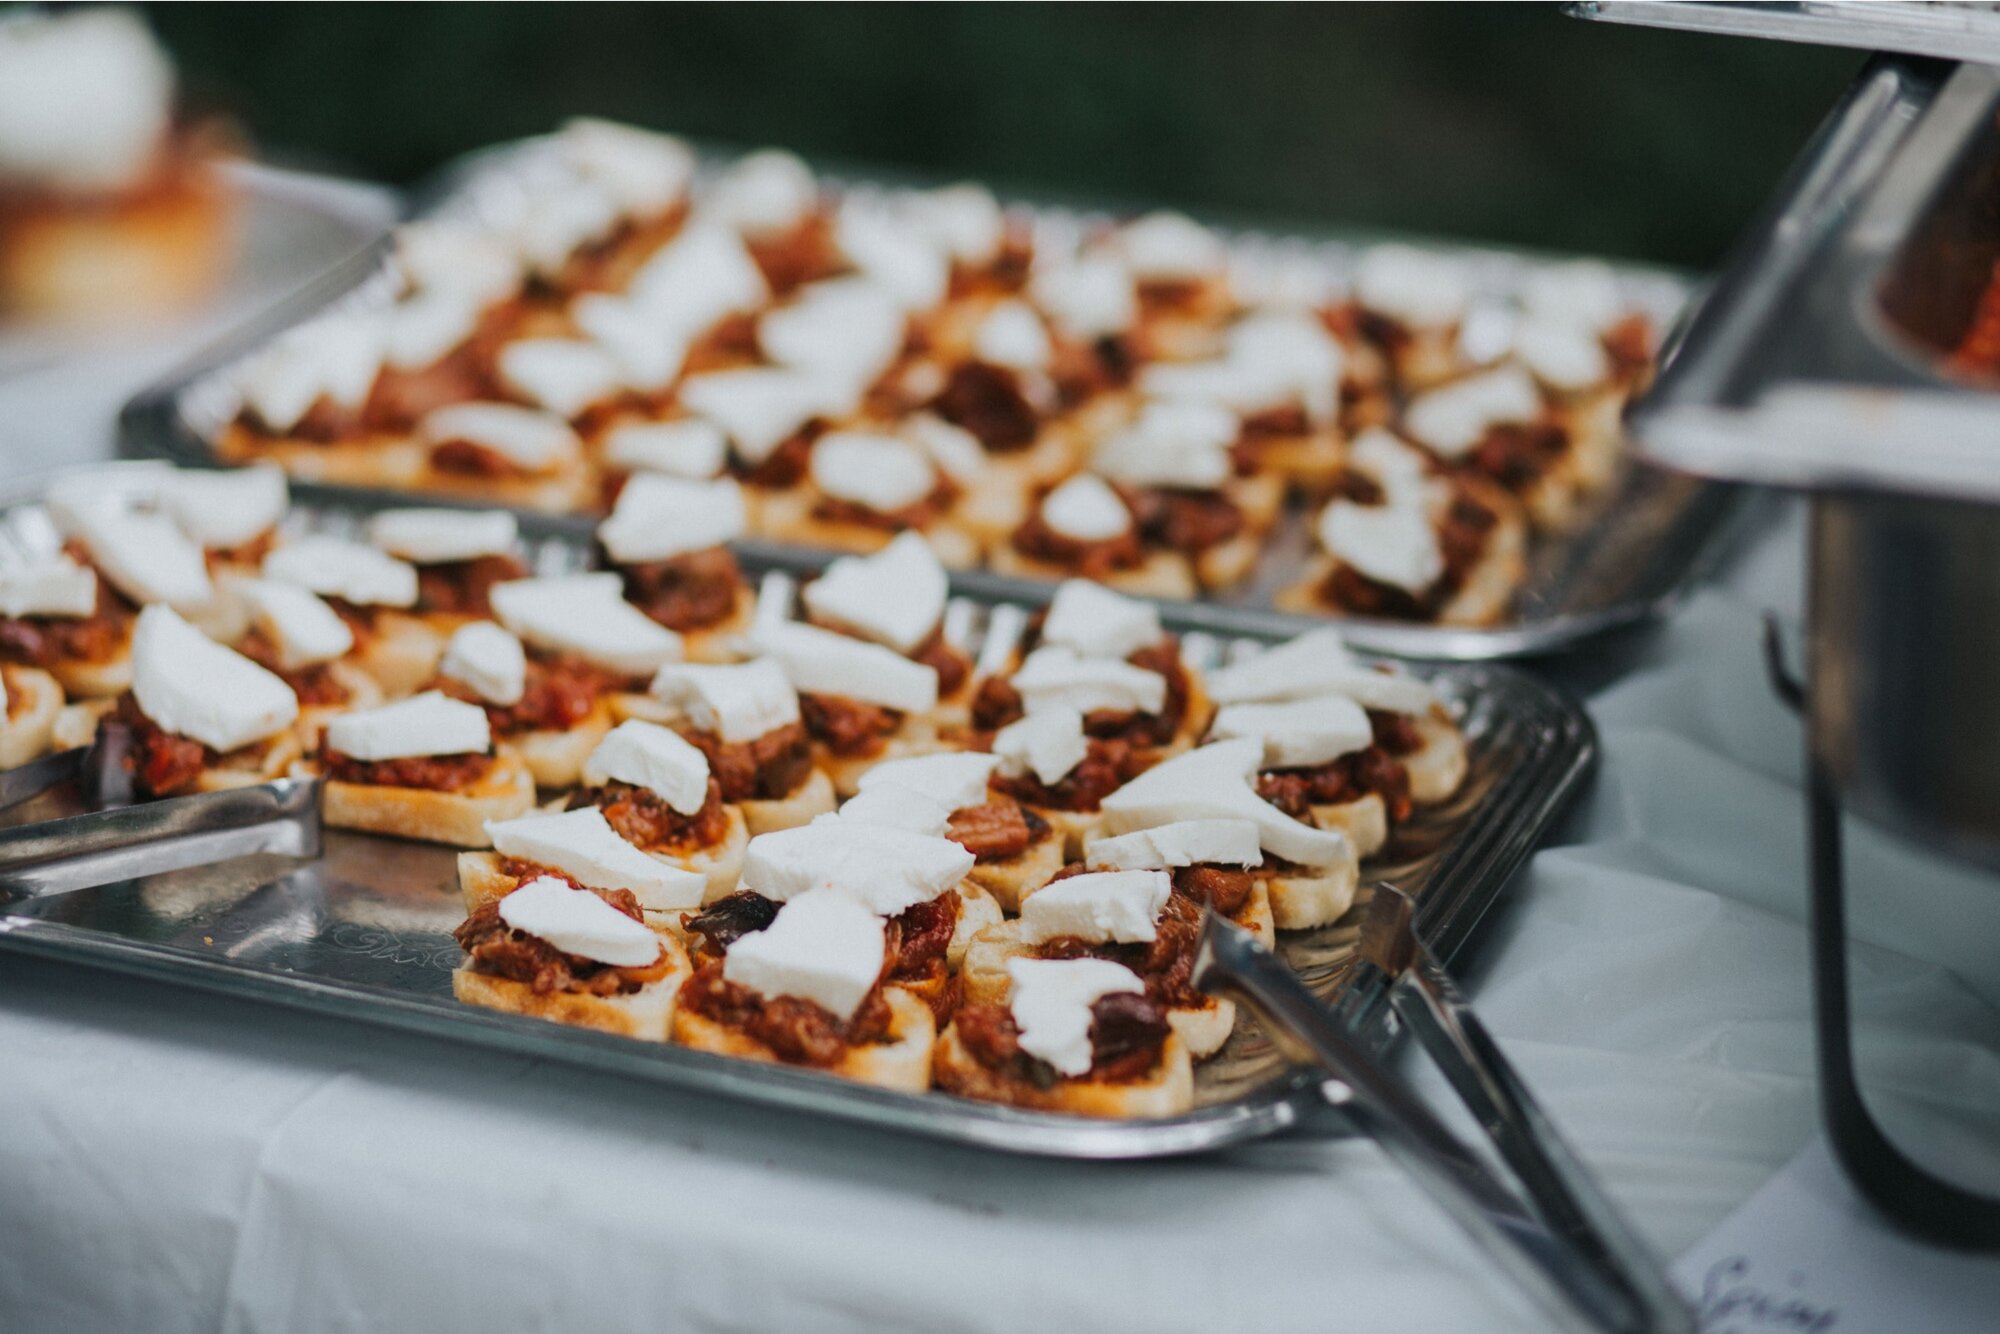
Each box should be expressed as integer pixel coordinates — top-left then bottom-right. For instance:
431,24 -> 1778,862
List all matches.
0,477 -> 1594,1158
117,137 -> 1739,660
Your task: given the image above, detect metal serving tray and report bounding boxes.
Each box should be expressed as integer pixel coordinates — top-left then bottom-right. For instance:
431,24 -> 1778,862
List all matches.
0,470 -> 1593,1158
1566,1 -> 2000,65
1629,56 -> 2000,502
116,139 -> 1740,661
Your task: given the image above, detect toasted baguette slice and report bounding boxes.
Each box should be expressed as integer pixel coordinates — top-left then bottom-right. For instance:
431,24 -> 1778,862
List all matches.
215,425 -> 429,492
456,850 -> 699,935
753,494 -> 984,571
950,881 -> 1005,967
50,697 -> 113,753
1405,705 -> 1469,805
1025,806 -> 1105,862
819,726 -> 950,798
356,612 -> 448,697
46,639 -> 133,699
672,983 -> 935,1093
740,766 -> 837,834
1309,791 -> 1388,860
1275,494 -> 1526,630
412,461 -> 594,515
934,1023 -> 1194,1118
0,666 -> 62,769
294,662 -> 384,752
451,933 -> 691,1041
198,730 -> 307,793
678,588 -> 757,665
958,921 -> 1238,1059
964,829 -> 1066,914
1263,853 -> 1361,932
988,544 -> 1196,600
319,750 -> 537,847
682,804 -> 751,904
511,698 -> 616,790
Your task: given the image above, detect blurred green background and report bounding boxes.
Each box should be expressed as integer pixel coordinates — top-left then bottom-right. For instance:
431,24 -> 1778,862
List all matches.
146,2 -> 1863,270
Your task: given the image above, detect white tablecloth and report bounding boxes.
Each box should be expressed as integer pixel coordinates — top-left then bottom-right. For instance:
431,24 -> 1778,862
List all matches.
4,331 -> 1999,1332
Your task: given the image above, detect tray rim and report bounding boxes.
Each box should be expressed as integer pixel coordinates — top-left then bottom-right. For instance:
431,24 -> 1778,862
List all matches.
0,469 -> 1596,1159
115,138 -> 1740,661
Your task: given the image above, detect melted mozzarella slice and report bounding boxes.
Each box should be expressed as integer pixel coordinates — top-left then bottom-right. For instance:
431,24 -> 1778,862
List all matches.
557,117 -> 694,219
419,402 -> 581,473
130,605 -> 298,753
486,808 -> 706,912
696,148 -> 818,236
597,475 -> 747,564
490,574 -> 682,677
583,720 -> 711,816
326,691 -> 489,762
1011,645 -> 1166,718
1085,818 -> 1262,872
1318,500 -> 1445,594
234,314 -> 384,436
750,619 -> 938,715
60,504 -> 212,612
1093,399 -> 1236,489
494,338 -> 624,420
497,876 -> 663,968
1111,211 -> 1224,281
570,292 -> 689,391
677,367 -> 833,465
799,532 -> 947,655
366,508 -> 518,566
723,888 -> 885,1022
1020,869 -> 1170,945
263,536 -> 418,609
601,419 -> 729,480
1040,579 -> 1161,662
834,200 -> 950,311
158,465 -> 288,551
648,659 -> 798,744
1209,694 -> 1373,769
760,277 -> 906,382
1402,365 -> 1542,460
626,223 -> 770,332
1030,257 -> 1136,340
809,431 -> 937,517
1007,956 -> 1145,1077
741,820 -> 974,916
1354,244 -> 1472,329
439,621 -> 527,707
225,576 -> 352,670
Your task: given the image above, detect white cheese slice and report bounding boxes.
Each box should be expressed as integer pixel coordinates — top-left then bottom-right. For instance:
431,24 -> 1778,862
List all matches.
224,576 -> 352,671
1039,474 -> 1131,543
439,621 -> 526,707
992,706 -> 1088,786
1085,818 -> 1262,871
760,278 -> 907,382
490,574 -> 683,678
1040,579 -> 1162,662
1319,500 -> 1445,594
582,720 -> 710,816
799,532 -> 947,655
557,117 -> 694,219
901,183 -> 1005,264
235,313 -> 384,435
497,876 -> 664,967
1030,257 -> 1136,340
902,413 -> 987,485
395,220 -> 521,304
1354,244 -> 1472,329
487,809 -> 704,910
723,888 -> 885,1021
832,783 -> 953,838
1099,737 -> 1351,867
808,431 -> 937,516
597,475 -> 747,564
750,619 -> 938,715
1346,427 -> 1435,506
570,292 -> 689,392
741,821 -> 974,917
366,508 -> 518,566
857,751 -> 999,816
0,555 -> 96,618
696,148 -> 818,236
130,605 -> 298,753
383,289 -> 483,372
647,659 -> 798,744
626,223 -> 770,332
1020,869 -> 1171,944
1006,956 -> 1145,1077
1512,315 -> 1610,392
1011,645 -> 1166,717
1522,260 -> 1625,333
495,338 -> 624,420
1136,356 -> 1287,418
834,201 -> 949,311
419,402 -> 581,473
1402,365 -> 1543,460
1204,628 -> 1437,715
1113,211 -> 1224,280
262,536 -> 418,609
601,418 -> 728,480
1209,694 -> 1374,769
974,300 -> 1053,373
1093,398 -> 1237,490
59,503 -> 213,612
158,465 -> 288,551
325,690 -> 489,762
1226,311 -> 1345,422
677,367 -> 831,465
512,181 -> 622,278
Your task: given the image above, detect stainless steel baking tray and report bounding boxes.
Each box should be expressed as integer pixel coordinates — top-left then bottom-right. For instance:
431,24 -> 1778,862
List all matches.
1628,56 -> 2000,502
1566,1 -> 2000,65
116,139 -> 1739,660
0,469 -> 1593,1158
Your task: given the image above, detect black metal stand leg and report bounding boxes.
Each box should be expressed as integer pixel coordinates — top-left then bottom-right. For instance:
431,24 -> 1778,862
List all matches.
1808,759 -> 2000,1248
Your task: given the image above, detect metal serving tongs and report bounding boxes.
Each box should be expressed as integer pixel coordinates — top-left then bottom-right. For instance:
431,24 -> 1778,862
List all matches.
1192,885 -> 1694,1334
